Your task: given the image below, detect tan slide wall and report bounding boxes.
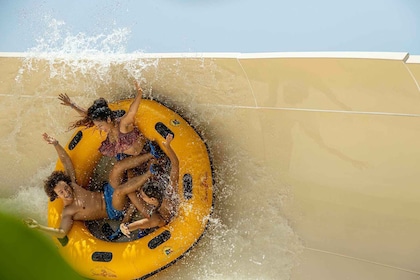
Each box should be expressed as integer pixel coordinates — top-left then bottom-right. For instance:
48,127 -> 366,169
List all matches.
1,52 -> 420,279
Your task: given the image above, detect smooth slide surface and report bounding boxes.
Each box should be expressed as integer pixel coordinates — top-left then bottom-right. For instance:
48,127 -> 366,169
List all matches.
1,52 -> 420,279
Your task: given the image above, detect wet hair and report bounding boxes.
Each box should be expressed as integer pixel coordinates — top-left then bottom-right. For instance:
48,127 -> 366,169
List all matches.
68,98 -> 125,130
142,181 -> 164,206
44,171 -> 72,201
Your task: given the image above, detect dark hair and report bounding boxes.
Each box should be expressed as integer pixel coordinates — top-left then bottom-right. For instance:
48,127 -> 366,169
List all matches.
44,171 -> 72,201
142,181 -> 164,206
68,98 -> 124,130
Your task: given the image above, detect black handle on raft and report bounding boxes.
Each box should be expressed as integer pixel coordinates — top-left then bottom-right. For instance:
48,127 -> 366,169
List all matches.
68,131 -> 83,150
183,174 -> 193,200
92,252 -> 113,262
155,122 -> 174,139
148,230 -> 171,249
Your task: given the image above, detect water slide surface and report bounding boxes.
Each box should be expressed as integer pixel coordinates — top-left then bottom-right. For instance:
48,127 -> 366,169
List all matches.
1,52 -> 420,279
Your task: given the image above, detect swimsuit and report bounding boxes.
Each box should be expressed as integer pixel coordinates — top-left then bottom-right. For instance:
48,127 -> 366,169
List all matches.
103,183 -> 124,220
99,125 -> 142,158
115,153 -> 131,161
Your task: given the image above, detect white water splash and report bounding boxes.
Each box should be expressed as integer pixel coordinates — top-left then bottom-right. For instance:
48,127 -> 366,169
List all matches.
16,16 -> 158,94
4,17 -> 303,280
30,17 -> 130,56
0,163 -> 54,224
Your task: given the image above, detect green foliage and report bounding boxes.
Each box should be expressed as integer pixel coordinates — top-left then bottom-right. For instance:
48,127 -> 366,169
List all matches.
0,212 -> 86,280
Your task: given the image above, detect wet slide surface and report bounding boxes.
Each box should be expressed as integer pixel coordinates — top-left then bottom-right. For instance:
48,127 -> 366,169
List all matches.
1,52 -> 420,279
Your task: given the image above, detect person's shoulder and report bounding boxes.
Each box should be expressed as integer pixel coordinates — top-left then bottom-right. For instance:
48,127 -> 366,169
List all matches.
71,182 -> 87,191
62,204 -> 78,217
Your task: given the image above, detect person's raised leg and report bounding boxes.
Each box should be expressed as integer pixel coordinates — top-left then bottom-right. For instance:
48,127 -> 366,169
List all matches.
109,153 -> 154,187
111,170 -> 152,211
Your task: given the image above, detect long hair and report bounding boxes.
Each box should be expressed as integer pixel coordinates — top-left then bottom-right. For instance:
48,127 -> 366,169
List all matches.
68,98 -> 124,130
44,171 -> 72,201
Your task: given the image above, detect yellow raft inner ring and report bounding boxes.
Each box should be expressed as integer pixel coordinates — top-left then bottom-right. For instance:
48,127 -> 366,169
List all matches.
48,99 -> 213,280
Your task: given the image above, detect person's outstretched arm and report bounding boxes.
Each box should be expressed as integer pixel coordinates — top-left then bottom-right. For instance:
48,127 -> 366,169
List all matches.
58,93 -> 87,116
24,216 -> 71,239
120,81 -> 143,132
119,212 -> 165,238
24,208 -> 74,238
162,134 -> 179,187
24,218 -> 65,238
42,133 -> 76,184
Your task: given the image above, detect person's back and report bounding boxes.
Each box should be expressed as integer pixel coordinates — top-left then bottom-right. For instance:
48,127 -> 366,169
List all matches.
157,134 -> 180,224
158,184 -> 179,224
99,121 -> 145,158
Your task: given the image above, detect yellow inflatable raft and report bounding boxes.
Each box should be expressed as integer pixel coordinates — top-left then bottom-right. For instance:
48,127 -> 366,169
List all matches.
48,99 -> 213,279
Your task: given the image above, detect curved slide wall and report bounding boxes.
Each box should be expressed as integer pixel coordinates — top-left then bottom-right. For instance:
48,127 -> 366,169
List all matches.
1,52 -> 420,279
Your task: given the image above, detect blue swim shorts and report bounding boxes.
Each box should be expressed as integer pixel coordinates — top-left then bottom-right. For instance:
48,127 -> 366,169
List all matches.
103,182 -> 124,220
115,153 -> 130,161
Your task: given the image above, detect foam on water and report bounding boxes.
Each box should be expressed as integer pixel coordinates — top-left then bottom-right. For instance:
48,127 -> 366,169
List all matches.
0,163 -> 54,224
1,17 -> 303,280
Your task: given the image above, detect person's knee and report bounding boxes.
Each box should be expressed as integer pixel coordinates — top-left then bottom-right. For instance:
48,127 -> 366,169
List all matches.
111,190 -> 126,211
112,188 -> 125,203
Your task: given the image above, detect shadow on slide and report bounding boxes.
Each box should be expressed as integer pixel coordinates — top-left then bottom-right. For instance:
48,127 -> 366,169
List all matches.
0,212 -> 84,280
